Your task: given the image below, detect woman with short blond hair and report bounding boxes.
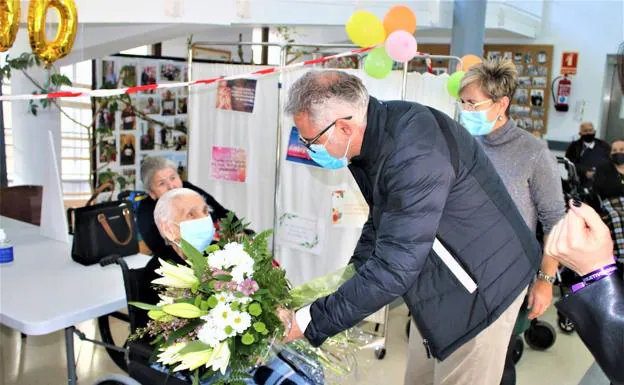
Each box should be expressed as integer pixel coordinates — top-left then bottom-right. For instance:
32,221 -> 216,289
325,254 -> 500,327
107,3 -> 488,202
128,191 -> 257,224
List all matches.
458,60 -> 566,384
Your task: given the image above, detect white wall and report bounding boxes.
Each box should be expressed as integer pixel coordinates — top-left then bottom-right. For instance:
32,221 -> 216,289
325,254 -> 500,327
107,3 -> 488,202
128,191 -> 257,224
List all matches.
486,0 -> 624,142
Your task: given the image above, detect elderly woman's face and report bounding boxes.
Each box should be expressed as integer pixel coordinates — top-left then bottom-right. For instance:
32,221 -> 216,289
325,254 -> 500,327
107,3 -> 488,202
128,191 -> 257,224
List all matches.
612,140 -> 624,156
150,167 -> 183,199
168,194 -> 210,243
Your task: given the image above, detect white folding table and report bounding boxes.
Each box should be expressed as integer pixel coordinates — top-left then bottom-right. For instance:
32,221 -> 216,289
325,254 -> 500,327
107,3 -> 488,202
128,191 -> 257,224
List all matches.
0,216 -> 151,385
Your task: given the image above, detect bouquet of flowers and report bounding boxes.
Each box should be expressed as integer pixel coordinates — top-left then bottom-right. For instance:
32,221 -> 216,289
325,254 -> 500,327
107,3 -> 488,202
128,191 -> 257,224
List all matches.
130,216 -> 363,385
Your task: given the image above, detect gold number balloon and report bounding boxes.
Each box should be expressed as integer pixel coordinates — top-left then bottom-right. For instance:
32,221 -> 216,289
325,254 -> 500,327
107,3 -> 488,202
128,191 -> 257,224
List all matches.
28,0 -> 78,67
0,0 -> 20,52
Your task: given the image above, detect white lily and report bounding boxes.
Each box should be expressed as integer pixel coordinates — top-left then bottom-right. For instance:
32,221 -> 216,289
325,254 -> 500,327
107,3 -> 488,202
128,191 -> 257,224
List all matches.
207,341 -> 231,375
156,294 -> 175,307
173,347 -> 214,372
157,343 -> 187,366
152,259 -> 199,289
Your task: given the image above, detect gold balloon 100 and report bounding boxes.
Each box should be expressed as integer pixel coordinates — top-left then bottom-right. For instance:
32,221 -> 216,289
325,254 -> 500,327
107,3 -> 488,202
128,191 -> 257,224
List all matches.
1,0 -> 78,67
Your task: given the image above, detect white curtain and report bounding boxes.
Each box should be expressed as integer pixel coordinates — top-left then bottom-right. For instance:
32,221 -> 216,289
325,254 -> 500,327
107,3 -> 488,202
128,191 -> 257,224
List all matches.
188,64 -> 278,233
188,63 -> 455,287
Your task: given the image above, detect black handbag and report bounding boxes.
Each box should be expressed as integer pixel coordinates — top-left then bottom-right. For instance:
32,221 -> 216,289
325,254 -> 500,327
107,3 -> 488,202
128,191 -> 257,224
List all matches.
68,183 -> 139,265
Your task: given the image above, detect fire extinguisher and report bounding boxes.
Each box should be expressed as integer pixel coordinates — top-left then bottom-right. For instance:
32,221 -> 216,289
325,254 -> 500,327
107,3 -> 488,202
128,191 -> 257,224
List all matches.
552,75 -> 572,112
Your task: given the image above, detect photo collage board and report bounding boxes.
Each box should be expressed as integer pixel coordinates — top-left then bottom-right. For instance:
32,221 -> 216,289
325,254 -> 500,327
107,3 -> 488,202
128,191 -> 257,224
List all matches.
485,45 -> 553,136
94,55 -> 189,193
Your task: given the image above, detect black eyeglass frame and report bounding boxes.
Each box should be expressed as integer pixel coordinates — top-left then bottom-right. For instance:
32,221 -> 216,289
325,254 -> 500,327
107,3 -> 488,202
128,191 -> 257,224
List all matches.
297,116 -> 352,153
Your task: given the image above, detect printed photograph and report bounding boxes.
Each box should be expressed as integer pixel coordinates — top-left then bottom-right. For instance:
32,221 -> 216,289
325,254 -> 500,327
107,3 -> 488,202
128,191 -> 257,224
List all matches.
174,116 -> 188,134
537,66 -> 549,76
160,63 -> 183,82
120,134 -> 136,166
140,65 -> 158,90
514,52 -> 523,64
524,52 -> 533,64
510,105 -> 531,118
527,65 -> 539,76
98,137 -> 117,163
533,119 -> 545,131
531,107 -> 545,118
515,65 -> 525,75
518,76 -> 531,88
157,126 -> 174,150
120,104 -> 136,130
530,89 -> 545,107
513,89 -> 529,105
101,60 -> 119,89
532,76 -> 547,88
503,52 -> 513,61
140,122 -> 156,151
537,51 -> 548,64
122,168 -> 137,190
119,64 -> 137,87
161,90 -> 177,116
96,102 -> 115,131
138,95 -> 161,115
487,51 -> 501,61
178,96 -> 188,114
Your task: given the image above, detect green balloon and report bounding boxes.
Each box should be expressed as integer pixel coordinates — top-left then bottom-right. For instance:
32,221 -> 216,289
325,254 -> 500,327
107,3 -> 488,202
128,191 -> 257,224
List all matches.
447,70 -> 465,98
364,47 -> 394,79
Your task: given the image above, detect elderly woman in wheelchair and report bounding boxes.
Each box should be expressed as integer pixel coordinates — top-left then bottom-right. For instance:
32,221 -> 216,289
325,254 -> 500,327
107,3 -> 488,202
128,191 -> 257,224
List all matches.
95,188 -> 321,385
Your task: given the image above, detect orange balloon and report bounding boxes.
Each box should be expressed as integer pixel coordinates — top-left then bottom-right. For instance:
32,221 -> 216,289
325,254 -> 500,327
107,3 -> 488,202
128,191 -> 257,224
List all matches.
383,5 -> 417,35
461,54 -> 483,71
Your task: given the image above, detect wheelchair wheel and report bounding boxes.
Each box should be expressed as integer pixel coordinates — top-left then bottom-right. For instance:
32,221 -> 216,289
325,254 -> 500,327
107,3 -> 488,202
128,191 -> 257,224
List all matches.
512,336 -> 524,364
98,314 -> 131,373
523,320 -> 556,351
557,312 -> 575,334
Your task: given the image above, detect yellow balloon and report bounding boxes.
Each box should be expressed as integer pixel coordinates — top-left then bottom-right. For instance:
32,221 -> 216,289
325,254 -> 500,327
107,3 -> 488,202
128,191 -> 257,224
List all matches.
28,0 -> 78,67
0,0 -> 20,52
345,10 -> 385,48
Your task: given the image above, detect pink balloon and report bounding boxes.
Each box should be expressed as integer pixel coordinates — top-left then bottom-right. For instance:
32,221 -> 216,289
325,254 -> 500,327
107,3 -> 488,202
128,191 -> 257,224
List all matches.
385,30 -> 417,62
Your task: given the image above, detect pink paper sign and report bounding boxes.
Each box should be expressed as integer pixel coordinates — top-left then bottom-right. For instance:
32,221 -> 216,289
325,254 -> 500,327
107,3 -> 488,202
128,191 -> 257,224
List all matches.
211,146 -> 247,182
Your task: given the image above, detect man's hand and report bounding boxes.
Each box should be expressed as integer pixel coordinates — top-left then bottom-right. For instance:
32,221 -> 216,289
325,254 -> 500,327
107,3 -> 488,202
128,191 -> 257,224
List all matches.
277,308 -> 304,343
527,280 -> 553,319
545,201 -> 614,275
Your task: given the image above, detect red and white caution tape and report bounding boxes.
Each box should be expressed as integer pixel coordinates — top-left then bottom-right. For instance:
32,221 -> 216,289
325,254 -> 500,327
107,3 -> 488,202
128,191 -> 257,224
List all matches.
0,47 -> 373,102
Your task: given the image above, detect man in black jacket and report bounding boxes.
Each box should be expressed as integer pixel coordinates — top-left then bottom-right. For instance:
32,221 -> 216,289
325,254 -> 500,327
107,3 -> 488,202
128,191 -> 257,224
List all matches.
565,122 -> 611,184
280,71 -> 541,385
546,201 -> 624,385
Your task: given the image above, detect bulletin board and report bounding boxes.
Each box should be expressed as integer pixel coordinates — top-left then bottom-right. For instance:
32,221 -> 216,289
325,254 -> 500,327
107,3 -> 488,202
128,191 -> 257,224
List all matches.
92,54 -> 190,194
406,44 -> 554,135
485,45 -> 554,135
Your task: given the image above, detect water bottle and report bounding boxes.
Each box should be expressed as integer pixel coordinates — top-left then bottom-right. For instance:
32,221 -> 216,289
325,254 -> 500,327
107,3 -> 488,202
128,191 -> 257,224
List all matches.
0,229 -> 14,264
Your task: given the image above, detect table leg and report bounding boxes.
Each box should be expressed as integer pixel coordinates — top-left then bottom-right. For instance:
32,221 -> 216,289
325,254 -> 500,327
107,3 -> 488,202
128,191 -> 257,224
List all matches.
64,326 -> 77,385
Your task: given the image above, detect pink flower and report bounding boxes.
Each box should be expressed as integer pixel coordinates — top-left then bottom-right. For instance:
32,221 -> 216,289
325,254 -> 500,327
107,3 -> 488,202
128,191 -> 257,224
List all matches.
238,279 -> 259,296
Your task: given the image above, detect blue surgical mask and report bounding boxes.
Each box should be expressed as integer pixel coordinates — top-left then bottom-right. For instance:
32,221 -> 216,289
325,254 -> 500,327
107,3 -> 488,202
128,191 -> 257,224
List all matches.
307,127 -> 352,170
459,108 -> 499,136
179,215 -> 215,253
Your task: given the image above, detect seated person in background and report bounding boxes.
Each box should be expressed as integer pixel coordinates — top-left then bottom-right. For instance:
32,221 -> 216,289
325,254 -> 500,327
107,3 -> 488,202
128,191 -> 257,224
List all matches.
144,188 -> 320,385
137,156 -> 237,263
546,201 -> 623,385
593,139 -> 624,262
565,122 -> 611,185
594,138 -> 624,199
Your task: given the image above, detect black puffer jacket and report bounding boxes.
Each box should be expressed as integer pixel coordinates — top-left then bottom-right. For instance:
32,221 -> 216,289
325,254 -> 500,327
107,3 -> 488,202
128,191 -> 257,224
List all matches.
556,273 -> 624,385
304,97 -> 541,360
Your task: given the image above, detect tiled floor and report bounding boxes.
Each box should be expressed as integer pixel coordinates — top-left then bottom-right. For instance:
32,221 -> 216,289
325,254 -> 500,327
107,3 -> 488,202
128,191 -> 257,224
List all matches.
1,304 -> 595,385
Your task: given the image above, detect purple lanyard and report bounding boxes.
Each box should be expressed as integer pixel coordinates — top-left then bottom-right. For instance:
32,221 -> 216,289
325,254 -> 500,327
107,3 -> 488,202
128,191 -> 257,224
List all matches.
571,263 -> 618,293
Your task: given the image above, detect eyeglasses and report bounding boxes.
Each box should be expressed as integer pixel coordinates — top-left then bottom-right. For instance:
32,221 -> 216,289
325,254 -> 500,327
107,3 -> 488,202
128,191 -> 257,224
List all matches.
297,116 -> 352,153
457,99 -> 493,111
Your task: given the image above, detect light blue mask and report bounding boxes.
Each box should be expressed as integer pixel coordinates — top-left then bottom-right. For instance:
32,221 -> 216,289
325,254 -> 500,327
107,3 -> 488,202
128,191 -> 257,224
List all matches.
307,128 -> 352,170
459,109 -> 499,136
179,215 -> 215,253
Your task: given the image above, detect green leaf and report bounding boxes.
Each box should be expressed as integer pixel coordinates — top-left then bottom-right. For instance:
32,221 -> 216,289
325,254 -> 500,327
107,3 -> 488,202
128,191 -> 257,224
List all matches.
200,300 -> 209,311
194,295 -> 202,308
181,238 -> 207,278
214,274 -> 232,282
205,244 -> 220,254
128,302 -> 161,311
177,340 -> 211,355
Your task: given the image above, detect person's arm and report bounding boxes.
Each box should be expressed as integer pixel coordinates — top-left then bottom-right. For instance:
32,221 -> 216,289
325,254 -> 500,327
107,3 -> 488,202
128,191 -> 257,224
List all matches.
136,201 -> 174,259
555,273 -> 624,384
565,142 -> 578,163
301,144 -> 455,347
527,148 -> 567,316
348,212 -> 376,270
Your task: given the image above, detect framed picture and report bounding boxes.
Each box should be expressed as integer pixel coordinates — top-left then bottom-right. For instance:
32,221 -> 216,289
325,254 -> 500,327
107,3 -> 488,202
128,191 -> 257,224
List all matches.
192,47 -> 232,62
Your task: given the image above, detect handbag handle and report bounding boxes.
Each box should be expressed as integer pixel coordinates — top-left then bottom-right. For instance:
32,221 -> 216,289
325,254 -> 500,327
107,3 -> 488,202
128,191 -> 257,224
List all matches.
87,181 -> 116,207
96,207 -> 134,246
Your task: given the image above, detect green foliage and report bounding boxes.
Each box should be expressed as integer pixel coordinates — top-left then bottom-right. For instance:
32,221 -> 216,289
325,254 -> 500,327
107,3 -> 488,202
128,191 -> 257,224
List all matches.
181,238 -> 208,279
217,213 -> 251,246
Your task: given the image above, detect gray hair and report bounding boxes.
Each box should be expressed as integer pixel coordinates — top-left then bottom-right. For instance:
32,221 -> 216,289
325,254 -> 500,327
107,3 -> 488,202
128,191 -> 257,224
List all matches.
285,70 -> 369,127
153,188 -> 201,237
459,59 -> 518,116
141,156 -> 177,192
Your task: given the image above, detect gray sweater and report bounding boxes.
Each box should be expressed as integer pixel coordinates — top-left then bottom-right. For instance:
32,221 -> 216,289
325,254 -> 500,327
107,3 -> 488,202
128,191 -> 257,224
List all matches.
478,120 -> 566,234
